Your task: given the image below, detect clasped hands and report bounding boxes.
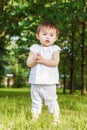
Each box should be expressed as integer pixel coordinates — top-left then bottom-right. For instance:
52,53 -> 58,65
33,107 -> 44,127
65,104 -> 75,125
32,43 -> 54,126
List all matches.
36,53 -> 44,64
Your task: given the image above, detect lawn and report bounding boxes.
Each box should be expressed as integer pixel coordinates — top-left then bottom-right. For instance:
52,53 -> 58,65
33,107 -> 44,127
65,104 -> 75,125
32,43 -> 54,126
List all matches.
0,88 -> 87,130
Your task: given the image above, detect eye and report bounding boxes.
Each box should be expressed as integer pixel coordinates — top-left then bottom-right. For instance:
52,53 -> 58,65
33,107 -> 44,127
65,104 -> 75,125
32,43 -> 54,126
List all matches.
50,34 -> 54,36
43,33 -> 46,35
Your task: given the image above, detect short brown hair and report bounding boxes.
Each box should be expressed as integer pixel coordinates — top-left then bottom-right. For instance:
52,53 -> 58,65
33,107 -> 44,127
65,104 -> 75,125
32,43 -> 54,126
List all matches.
36,21 -> 59,38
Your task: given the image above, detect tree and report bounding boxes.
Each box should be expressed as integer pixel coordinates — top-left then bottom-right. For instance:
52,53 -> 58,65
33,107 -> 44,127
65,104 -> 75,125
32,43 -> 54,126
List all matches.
0,0 -> 9,87
77,0 -> 87,95
81,22 -> 87,95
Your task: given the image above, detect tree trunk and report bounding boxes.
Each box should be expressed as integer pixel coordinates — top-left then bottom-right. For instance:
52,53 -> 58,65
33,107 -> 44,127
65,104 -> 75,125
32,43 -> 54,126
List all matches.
81,22 -> 86,95
81,0 -> 87,95
70,67 -> 75,94
70,23 -> 75,94
63,72 -> 66,94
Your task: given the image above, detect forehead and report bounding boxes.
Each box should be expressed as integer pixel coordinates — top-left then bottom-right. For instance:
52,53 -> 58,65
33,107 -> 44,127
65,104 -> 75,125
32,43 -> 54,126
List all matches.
40,27 -> 57,33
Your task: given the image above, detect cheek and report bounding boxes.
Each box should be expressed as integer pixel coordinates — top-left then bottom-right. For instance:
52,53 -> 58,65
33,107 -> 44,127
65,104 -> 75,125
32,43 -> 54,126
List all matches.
53,37 -> 57,41
52,38 -> 56,41
39,35 -> 44,40
40,37 -> 45,41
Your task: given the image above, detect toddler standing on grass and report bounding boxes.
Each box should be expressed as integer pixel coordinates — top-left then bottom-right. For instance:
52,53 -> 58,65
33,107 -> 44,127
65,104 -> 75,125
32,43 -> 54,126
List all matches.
27,21 -> 61,125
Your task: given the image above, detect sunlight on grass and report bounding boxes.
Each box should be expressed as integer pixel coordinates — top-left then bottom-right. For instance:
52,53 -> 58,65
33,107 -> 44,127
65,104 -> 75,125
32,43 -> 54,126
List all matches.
0,88 -> 87,130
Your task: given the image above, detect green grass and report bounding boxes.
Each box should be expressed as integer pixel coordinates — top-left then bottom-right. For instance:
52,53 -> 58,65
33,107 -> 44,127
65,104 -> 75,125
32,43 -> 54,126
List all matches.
0,88 -> 87,130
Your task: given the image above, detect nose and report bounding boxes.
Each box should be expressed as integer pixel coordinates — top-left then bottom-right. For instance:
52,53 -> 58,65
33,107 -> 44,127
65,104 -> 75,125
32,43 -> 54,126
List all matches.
46,35 -> 50,39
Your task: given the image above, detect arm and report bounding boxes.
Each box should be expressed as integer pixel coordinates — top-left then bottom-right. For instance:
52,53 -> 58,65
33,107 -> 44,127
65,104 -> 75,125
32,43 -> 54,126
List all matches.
27,51 -> 37,67
36,51 -> 60,67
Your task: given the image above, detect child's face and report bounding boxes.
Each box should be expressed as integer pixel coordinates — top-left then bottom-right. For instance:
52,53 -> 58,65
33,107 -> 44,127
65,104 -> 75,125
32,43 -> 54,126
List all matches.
36,28 -> 57,47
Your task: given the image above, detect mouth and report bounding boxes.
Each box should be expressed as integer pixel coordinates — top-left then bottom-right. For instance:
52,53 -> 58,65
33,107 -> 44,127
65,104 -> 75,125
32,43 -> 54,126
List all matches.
45,40 -> 50,43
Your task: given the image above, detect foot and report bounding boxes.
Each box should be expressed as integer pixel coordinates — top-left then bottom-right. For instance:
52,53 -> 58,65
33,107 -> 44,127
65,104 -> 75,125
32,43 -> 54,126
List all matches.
53,119 -> 60,125
31,113 -> 39,122
53,116 -> 60,125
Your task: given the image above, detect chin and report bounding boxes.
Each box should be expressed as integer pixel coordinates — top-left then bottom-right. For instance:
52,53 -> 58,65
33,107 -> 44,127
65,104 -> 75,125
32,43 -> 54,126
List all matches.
44,43 -> 51,46
44,44 -> 50,47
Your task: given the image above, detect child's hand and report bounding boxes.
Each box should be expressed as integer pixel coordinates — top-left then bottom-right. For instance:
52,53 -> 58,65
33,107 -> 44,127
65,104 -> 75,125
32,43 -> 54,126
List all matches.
36,53 -> 41,60
36,53 -> 43,63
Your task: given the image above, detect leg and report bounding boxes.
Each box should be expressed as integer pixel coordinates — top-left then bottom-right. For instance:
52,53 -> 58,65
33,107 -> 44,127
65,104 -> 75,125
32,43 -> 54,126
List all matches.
31,84 -> 42,121
43,85 -> 60,124
52,100 -> 60,124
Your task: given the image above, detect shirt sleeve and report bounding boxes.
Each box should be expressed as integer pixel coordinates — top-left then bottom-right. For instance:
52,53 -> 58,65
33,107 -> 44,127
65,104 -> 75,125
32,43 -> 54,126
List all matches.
53,45 -> 62,52
29,44 -> 39,53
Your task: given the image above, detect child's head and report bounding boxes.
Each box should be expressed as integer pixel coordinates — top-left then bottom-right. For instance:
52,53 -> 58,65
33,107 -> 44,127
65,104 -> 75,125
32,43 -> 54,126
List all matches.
36,22 -> 59,47
36,22 -> 59,38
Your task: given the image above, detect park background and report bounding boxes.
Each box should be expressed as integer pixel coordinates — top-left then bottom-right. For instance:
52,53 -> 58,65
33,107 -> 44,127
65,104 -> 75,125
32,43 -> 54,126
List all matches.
0,0 -> 87,130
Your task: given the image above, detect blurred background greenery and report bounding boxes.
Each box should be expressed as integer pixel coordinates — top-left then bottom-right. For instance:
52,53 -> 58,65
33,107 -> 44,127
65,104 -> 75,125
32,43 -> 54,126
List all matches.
0,0 -> 87,95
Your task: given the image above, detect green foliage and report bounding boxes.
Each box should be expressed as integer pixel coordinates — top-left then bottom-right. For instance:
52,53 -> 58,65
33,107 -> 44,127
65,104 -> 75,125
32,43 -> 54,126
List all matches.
0,0 -> 87,92
12,64 -> 28,88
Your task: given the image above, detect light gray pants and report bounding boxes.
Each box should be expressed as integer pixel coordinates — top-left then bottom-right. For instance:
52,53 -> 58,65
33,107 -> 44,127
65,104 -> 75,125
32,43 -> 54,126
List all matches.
31,84 -> 60,118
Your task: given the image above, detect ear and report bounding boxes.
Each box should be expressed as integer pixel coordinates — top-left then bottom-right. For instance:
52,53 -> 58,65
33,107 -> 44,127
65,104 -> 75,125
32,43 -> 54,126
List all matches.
36,33 -> 39,40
